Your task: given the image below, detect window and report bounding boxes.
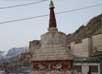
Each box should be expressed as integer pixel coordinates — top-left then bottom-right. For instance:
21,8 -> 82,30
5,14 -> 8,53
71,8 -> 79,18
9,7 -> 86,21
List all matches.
73,65 -> 82,72
89,65 -> 98,73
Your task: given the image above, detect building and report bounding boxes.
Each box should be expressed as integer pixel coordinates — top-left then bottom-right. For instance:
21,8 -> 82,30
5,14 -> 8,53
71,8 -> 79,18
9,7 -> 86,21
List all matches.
69,14 -> 102,74
0,47 -> 32,74
29,0 -> 73,74
29,0 -> 102,74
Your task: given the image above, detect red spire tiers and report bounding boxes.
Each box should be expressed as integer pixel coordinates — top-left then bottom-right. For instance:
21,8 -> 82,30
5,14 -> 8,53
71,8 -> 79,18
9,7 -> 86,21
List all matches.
48,0 -> 58,31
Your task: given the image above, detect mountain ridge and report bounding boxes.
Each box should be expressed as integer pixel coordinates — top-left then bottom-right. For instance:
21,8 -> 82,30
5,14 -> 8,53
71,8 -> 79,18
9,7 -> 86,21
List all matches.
67,14 -> 102,44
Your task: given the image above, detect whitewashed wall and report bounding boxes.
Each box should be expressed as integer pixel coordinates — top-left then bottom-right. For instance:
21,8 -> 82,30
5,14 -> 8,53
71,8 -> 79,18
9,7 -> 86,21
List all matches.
71,38 -> 90,57
92,34 -> 102,51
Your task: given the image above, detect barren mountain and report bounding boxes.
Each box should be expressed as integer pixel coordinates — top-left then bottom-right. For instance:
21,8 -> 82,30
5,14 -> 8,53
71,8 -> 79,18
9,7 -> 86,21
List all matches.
67,14 -> 102,44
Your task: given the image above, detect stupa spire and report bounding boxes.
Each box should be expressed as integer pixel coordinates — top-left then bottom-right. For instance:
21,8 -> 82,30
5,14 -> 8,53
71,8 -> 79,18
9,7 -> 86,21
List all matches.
49,0 -> 55,8
48,0 -> 57,31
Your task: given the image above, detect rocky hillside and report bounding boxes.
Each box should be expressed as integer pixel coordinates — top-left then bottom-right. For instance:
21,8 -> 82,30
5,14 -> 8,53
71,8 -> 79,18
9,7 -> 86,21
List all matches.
67,14 -> 102,44
6,47 -> 28,57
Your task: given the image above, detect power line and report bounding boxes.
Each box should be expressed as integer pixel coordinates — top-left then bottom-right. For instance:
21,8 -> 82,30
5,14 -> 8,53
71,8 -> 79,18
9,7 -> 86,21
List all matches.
0,0 -> 47,9
56,3 -> 102,14
0,14 -> 48,24
0,3 -> 101,24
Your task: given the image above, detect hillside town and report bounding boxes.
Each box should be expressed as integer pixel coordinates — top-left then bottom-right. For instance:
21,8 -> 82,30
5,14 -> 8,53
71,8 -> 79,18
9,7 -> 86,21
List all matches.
0,0 -> 102,74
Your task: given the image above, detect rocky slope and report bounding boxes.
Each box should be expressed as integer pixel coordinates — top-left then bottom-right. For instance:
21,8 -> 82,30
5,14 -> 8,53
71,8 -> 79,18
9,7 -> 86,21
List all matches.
67,14 -> 102,44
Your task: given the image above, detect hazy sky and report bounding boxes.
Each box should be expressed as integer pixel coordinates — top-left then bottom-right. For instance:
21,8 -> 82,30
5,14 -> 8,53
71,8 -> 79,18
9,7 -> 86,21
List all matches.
0,0 -> 102,51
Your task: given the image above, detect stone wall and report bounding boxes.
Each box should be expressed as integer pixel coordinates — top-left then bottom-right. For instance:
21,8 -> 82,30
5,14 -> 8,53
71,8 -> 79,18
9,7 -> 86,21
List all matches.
29,40 -> 41,55
70,34 -> 102,57
92,34 -> 102,51
70,38 -> 91,57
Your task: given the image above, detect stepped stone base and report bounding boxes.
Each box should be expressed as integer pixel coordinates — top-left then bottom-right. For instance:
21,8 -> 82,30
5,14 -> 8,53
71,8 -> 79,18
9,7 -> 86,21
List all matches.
32,60 -> 73,74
